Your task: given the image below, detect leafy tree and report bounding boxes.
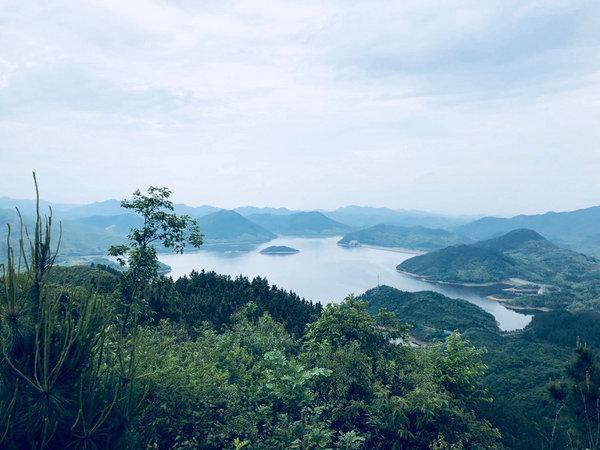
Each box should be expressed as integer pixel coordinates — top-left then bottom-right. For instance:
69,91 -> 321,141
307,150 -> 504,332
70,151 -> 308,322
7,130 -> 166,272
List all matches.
108,186 -> 203,334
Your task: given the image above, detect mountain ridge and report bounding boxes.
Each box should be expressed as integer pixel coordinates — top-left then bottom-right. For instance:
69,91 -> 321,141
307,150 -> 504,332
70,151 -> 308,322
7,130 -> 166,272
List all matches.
338,224 -> 472,251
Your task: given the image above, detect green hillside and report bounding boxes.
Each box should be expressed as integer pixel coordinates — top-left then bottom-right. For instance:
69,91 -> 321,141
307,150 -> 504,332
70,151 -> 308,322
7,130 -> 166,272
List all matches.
399,229 -> 600,285
338,224 -> 471,251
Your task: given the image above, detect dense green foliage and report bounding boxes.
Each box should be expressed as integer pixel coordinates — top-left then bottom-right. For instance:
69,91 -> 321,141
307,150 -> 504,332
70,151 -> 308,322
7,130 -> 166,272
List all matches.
548,341 -> 600,449
524,310 -> 600,348
361,284 -> 600,449
248,211 -> 350,236
124,297 -> 501,449
338,224 -> 471,251
147,270 -> 321,337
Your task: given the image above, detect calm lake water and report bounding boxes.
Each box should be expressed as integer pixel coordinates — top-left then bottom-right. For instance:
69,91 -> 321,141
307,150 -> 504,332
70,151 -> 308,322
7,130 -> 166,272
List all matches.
159,236 -> 532,331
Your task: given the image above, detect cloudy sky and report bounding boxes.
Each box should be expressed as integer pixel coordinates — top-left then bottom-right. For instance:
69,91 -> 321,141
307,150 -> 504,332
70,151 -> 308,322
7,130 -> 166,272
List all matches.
1,0 -> 599,215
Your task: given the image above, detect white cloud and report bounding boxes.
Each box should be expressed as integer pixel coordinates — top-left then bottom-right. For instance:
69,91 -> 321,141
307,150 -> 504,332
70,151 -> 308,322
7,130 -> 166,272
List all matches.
0,0 -> 599,215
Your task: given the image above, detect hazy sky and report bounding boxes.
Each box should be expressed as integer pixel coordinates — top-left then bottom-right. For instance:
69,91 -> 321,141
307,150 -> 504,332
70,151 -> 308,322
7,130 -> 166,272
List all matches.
1,0 -> 599,215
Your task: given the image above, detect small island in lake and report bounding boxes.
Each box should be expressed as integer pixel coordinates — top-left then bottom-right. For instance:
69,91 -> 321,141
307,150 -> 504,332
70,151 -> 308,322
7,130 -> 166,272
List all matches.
259,245 -> 300,255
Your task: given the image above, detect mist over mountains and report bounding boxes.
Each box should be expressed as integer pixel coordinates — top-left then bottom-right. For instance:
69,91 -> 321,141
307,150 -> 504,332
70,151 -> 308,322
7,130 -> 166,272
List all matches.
2,196 -> 600,259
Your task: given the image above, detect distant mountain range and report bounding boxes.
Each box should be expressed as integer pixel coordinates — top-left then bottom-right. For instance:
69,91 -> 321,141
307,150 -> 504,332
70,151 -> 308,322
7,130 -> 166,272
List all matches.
338,224 -> 472,252
323,205 -> 475,229
454,205 -> 600,256
234,206 -> 296,216
2,196 -> 600,264
248,211 -> 350,236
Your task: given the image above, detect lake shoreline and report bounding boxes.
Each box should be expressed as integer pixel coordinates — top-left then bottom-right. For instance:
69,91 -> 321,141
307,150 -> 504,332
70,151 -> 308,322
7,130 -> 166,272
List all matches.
486,295 -> 551,312
396,269 -> 502,287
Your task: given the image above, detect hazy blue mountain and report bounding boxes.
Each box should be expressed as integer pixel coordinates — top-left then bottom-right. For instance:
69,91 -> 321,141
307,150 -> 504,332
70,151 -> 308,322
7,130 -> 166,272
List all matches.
0,197 -> 78,215
69,200 -> 219,219
173,203 -> 221,217
64,199 -> 124,218
0,209 -> 132,261
198,210 -> 275,244
454,205 -> 600,256
0,208 -> 20,226
338,224 -> 472,251
248,211 -> 350,236
73,213 -> 144,234
234,206 -> 296,216
398,228 -> 600,285
325,205 -> 475,229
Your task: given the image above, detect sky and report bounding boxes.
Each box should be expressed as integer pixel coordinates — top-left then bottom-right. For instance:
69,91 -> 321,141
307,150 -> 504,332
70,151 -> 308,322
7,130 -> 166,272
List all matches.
1,0 -> 599,216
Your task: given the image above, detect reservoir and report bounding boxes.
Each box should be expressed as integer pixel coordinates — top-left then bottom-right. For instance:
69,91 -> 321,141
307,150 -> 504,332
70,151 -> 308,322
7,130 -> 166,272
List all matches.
159,236 -> 532,331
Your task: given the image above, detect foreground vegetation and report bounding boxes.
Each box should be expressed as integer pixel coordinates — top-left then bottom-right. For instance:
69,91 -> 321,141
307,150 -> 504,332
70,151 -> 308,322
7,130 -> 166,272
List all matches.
0,179 -> 596,449
361,285 -> 600,449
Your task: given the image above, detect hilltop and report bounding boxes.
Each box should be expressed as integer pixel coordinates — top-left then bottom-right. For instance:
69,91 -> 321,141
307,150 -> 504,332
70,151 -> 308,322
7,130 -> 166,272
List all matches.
197,210 -> 275,245
398,229 -> 600,311
338,224 -> 471,252
398,229 -> 599,284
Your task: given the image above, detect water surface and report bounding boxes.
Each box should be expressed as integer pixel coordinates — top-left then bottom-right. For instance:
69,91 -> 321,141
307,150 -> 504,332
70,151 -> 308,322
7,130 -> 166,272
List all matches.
159,236 -> 532,331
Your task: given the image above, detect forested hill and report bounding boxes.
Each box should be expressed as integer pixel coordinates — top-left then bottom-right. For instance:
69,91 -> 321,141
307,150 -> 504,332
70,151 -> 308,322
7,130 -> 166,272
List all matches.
359,285 -> 497,340
248,211 -> 351,236
455,204 -> 600,256
338,224 -> 471,251
398,228 -> 600,285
